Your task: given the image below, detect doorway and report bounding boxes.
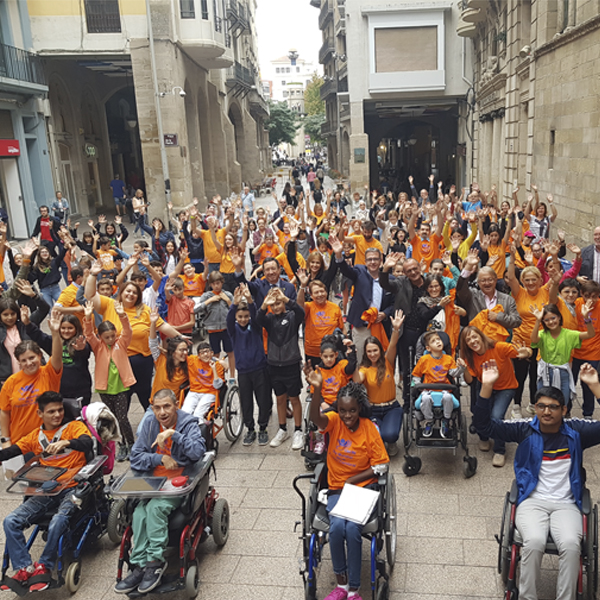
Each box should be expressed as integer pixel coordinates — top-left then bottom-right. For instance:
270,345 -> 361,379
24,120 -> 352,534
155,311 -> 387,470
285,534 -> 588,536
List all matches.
59,143 -> 78,214
0,158 -> 28,238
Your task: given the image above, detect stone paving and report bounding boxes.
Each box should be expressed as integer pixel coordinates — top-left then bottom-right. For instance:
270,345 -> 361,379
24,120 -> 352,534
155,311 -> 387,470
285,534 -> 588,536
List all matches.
2,175 -> 600,600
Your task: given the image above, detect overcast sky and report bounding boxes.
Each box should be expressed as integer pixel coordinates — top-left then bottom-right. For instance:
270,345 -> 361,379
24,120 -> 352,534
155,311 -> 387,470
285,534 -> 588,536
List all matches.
255,0 -> 323,75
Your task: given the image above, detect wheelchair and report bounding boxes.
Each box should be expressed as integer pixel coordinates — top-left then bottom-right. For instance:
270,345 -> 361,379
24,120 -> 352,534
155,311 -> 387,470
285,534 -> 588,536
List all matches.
300,396 -> 331,471
108,450 -> 229,598
401,336 -> 477,478
293,462 -> 397,600
496,479 -> 599,600
1,454 -> 112,595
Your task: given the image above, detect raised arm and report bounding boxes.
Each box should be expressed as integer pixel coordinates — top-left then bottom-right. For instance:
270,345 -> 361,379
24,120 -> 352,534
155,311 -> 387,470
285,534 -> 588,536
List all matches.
47,308 -> 65,373
506,245 -> 522,297
84,260 -> 103,311
384,310 -> 404,368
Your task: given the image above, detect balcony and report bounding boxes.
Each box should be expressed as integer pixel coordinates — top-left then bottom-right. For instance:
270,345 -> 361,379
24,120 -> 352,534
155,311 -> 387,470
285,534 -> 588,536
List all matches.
321,120 -> 337,137
226,61 -> 255,96
319,39 -> 335,64
84,0 -> 121,33
339,103 -> 350,121
249,88 -> 270,120
320,78 -> 338,99
319,1 -> 333,29
0,42 -> 47,93
335,14 -> 345,37
226,0 -> 250,37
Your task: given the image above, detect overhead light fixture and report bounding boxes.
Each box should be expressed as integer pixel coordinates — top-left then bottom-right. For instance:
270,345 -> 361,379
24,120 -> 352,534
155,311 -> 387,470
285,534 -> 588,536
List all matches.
408,138 -> 417,145
126,118 -> 137,128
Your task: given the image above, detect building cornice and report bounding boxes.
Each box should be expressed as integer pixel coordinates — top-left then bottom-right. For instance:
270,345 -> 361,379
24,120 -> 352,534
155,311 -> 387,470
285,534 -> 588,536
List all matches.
536,13 -> 600,58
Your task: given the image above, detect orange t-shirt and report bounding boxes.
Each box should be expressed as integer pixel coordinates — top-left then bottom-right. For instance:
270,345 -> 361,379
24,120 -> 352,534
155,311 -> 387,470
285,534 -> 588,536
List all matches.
220,250 -> 235,274
187,356 -> 225,394
412,353 -> 457,384
515,245 -> 533,270
316,360 -> 352,405
304,301 -> 344,357
153,426 -> 185,478
573,297 -> 600,361
444,289 -> 460,350
487,241 -> 508,278
180,273 -> 205,297
360,359 -> 396,404
255,243 -> 279,265
410,233 -> 443,269
96,248 -> 118,271
167,295 -> 195,334
276,229 -> 291,248
56,283 -> 84,325
513,285 -> 550,345
556,297 -> 579,331
0,362 -> 62,443
323,411 -> 388,490
467,341 -> 519,390
200,228 -> 226,263
98,295 -> 165,357
347,235 -> 383,266
16,420 -> 89,486
275,251 -> 306,281
469,305 -> 509,342
151,354 -> 190,404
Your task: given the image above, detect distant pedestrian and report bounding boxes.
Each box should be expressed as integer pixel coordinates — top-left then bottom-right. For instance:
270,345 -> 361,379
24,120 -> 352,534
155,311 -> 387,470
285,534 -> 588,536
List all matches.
51,192 -> 69,224
109,174 -> 126,217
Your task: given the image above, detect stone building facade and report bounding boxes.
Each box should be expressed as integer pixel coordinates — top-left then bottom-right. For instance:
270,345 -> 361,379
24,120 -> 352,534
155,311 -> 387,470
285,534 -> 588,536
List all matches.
459,0 -> 600,244
26,0 -> 269,225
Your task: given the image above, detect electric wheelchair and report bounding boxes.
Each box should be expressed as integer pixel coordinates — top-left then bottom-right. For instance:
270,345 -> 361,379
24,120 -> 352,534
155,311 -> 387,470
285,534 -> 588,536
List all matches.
293,462 -> 397,600
108,450 -> 228,598
496,479 -> 598,600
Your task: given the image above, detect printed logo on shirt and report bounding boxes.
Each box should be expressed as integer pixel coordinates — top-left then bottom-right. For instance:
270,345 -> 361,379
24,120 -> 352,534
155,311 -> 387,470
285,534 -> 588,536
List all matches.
332,437 -> 357,468
17,384 -> 41,407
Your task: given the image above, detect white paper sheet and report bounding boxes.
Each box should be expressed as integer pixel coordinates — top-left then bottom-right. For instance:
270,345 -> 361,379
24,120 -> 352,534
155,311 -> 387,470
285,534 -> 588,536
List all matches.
328,483 -> 380,525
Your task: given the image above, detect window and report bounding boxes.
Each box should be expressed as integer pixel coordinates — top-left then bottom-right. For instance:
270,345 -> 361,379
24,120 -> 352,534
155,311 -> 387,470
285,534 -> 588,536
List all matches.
282,80 -> 286,85
200,0 -> 208,19
84,0 -> 121,33
180,0 -> 195,18
283,91 -> 288,97
286,67 -> 290,73
549,129 -> 555,169
276,68 -> 280,73
296,67 -> 300,72
375,27 -> 437,72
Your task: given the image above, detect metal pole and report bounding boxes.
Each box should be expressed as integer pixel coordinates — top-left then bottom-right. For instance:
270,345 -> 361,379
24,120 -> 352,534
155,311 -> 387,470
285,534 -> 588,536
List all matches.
145,0 -> 171,207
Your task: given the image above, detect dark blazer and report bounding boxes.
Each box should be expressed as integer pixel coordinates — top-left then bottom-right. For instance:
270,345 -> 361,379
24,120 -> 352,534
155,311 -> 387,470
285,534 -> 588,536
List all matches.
580,245 -> 597,281
234,270 -> 297,309
337,260 -> 394,328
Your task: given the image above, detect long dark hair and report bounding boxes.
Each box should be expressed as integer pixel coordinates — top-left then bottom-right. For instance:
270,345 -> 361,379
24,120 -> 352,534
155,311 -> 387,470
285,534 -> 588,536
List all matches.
0,297 -> 19,326
459,326 -> 497,372
166,337 -> 189,382
360,336 -> 387,385
60,314 -> 83,357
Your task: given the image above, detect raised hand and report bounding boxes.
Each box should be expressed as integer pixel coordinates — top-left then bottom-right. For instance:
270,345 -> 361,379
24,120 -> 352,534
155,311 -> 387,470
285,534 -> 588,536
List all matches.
72,335 -> 87,352
481,360 -> 500,385
84,301 -> 94,319
546,193 -> 553,204
303,361 -> 322,388
464,248 -> 480,271
580,363 -> 600,389
408,175 -> 414,185
581,299 -> 594,319
441,251 -> 452,267
14,278 -> 36,298
450,236 -> 461,252
383,252 -> 402,272
391,309 -> 405,331
530,306 -> 544,321
87,219 -> 94,228
329,234 -> 343,256
297,268 -> 309,287
567,243 -> 581,255
90,260 -> 103,276
48,308 -> 62,333
480,234 -> 490,252
98,214 -> 106,224
233,285 -> 242,305
115,216 -> 122,225
20,305 -> 31,325
114,301 -> 125,316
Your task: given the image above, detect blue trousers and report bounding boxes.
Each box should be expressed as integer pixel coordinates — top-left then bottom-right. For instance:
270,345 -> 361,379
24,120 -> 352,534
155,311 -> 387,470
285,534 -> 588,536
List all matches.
3,489 -> 78,570
370,401 -> 403,444
537,366 -> 571,411
477,388 -> 516,454
40,283 -> 61,308
327,493 -> 363,589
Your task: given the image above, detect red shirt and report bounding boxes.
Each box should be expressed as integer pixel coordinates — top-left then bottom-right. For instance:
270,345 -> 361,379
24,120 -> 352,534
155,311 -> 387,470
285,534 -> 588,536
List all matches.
39,217 -> 53,241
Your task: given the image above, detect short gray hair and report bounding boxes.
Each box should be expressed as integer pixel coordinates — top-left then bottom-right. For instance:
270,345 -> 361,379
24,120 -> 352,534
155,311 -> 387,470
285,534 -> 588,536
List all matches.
152,388 -> 177,404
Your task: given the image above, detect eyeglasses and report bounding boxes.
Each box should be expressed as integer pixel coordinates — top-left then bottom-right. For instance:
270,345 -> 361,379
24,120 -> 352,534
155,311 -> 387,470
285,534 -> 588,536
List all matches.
535,403 -> 562,412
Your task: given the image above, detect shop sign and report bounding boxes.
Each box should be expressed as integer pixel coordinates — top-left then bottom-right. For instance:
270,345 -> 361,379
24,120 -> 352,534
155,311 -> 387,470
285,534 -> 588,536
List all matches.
354,147 -> 366,164
164,134 -> 178,147
0,139 -> 20,157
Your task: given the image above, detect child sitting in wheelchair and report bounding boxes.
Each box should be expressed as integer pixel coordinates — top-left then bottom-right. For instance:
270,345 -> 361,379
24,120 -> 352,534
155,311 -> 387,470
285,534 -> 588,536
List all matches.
412,331 -> 464,439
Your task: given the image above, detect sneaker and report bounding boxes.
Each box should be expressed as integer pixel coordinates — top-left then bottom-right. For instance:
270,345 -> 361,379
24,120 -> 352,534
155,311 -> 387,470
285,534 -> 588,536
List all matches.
492,453 -> 506,468
440,418 -> 450,439
28,563 -> 50,592
258,430 -> 269,446
137,561 -> 167,594
269,428 -> 289,448
387,442 -> 399,457
323,587 -> 349,600
0,565 -> 34,590
314,440 -> 326,454
422,421 -> 434,438
291,430 -> 304,450
510,405 -> 522,420
114,566 -> 144,594
525,403 -> 536,416
242,430 -> 256,447
116,443 -> 128,462
228,377 -> 236,386
478,439 -> 492,452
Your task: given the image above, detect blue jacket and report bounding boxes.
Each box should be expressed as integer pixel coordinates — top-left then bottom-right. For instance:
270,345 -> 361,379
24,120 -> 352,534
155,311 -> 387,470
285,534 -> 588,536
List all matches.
130,409 -> 206,471
473,394 -> 600,509
226,302 -> 268,374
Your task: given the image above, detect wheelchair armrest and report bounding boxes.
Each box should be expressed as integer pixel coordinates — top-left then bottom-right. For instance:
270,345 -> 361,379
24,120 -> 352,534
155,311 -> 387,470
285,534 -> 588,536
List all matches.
582,488 -> 592,515
74,455 -> 108,482
508,480 -> 519,504
311,462 -> 326,485
411,383 -> 457,393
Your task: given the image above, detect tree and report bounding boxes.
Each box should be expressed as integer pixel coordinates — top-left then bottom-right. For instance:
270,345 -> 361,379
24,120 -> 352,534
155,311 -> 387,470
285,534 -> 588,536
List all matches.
303,113 -> 326,145
266,101 -> 299,146
304,73 -> 325,116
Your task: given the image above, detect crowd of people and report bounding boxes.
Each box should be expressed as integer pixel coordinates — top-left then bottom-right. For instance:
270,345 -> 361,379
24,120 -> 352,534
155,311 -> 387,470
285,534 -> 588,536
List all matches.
1,167 -> 600,600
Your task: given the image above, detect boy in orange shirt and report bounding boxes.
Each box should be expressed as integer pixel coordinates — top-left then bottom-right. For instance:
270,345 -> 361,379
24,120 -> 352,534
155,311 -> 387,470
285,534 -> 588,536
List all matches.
412,332 -> 464,438
164,278 -> 195,335
181,343 -> 225,420
179,261 -> 207,312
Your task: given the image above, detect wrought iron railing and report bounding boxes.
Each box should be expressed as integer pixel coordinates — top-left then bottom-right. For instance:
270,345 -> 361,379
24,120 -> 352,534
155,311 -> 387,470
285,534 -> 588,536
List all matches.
84,0 -> 121,33
226,61 -> 254,87
0,42 -> 46,86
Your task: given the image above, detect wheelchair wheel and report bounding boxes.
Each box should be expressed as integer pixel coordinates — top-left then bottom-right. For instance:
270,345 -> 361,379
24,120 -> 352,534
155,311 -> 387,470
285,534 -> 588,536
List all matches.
402,406 -> 410,449
65,561 -> 82,594
107,499 -> 129,545
185,561 -> 199,598
586,504 -> 598,600
402,455 -> 421,477
385,474 -> 397,568
498,493 -> 511,584
375,577 -> 389,600
305,576 -> 317,600
223,385 -> 243,442
211,498 -> 230,546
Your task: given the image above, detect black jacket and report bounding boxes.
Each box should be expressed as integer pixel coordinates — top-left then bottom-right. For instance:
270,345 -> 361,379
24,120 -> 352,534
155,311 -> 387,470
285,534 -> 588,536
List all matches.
255,300 -> 304,367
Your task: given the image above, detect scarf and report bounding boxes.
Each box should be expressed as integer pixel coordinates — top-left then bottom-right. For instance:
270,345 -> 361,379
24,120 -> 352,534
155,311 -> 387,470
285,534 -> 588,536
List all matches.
361,307 -> 389,351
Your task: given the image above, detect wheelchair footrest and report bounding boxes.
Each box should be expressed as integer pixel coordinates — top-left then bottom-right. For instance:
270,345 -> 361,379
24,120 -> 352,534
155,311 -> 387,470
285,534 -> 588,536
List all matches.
126,573 -> 181,597
1,576 -> 58,597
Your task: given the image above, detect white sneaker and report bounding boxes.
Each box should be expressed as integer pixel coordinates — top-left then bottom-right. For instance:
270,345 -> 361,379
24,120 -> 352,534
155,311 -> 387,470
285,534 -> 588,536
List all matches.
525,403 -> 536,416
269,428 -> 290,448
291,430 -> 304,450
511,405 -> 522,420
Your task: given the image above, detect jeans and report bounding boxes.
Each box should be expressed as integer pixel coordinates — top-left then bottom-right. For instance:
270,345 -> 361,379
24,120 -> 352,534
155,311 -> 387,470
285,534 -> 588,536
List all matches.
129,497 -> 182,567
133,212 -> 147,236
572,358 -> 600,417
370,401 -> 403,444
477,388 -> 516,454
516,497 -> 582,600
40,283 -> 61,308
238,368 -> 272,430
537,366 -> 571,410
4,489 -> 78,570
327,493 -> 363,589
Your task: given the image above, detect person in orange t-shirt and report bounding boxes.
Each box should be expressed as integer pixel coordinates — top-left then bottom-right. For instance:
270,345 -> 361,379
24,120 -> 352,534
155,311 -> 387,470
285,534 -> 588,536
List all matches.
306,367 -> 388,598
408,201 -> 444,270
344,221 -> 383,266
181,343 -> 225,420
0,309 -> 64,446
0,391 -> 94,588
459,325 -> 532,467
179,261 -> 207,313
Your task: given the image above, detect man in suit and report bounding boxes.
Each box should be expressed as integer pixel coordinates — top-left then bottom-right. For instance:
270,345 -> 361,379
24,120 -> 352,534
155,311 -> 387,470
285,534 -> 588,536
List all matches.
580,226 -> 600,283
330,236 -> 394,363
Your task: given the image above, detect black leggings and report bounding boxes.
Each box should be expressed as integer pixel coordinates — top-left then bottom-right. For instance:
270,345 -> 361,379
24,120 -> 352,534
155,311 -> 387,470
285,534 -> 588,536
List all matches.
100,392 -> 134,445
512,348 -> 538,406
128,353 -> 154,410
